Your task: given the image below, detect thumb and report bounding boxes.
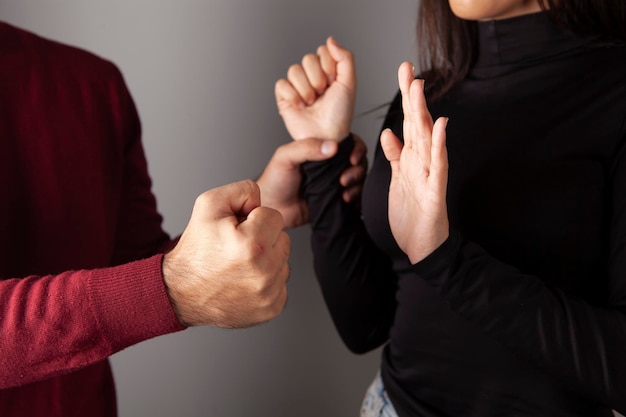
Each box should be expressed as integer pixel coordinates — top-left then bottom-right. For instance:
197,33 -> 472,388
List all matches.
200,179 -> 261,222
238,206 -> 286,246
326,36 -> 356,90
277,138 -> 339,167
380,128 -> 402,163
380,128 -> 403,183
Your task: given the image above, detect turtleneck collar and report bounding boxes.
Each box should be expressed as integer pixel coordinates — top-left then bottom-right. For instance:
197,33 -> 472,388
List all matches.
471,12 -> 594,77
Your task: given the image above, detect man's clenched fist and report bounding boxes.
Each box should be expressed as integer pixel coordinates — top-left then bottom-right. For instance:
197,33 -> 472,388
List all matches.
162,180 -> 290,328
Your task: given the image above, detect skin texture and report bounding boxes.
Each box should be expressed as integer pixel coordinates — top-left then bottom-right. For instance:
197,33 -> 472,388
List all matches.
449,0 -> 543,20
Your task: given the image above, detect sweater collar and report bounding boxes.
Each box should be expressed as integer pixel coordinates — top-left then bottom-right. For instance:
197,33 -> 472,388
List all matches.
472,12 -> 591,73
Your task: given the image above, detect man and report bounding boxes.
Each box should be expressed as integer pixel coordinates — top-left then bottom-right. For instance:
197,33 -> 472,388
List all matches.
0,21 -> 365,416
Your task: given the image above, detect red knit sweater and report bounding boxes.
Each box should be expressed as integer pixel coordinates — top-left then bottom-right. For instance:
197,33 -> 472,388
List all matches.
0,22 -> 185,416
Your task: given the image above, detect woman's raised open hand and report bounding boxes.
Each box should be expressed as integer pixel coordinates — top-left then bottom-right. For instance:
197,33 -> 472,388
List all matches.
381,62 -> 449,264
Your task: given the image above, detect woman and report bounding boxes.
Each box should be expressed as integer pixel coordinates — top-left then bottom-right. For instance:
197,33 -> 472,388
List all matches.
274,0 -> 626,416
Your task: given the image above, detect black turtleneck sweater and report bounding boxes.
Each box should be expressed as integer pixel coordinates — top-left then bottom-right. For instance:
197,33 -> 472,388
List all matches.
302,12 -> 626,417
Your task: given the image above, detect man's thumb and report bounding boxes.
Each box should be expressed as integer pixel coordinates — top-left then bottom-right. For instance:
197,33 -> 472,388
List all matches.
280,138 -> 338,165
198,180 -> 261,222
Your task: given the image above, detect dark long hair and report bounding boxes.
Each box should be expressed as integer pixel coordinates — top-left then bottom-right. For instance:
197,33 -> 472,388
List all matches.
418,0 -> 626,102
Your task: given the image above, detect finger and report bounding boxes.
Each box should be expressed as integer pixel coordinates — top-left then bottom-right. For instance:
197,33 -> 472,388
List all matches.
380,128 -> 404,186
274,262 -> 290,293
254,233 -> 290,305
240,206 -> 285,246
286,63 -> 317,105
265,234 -> 291,302
275,78 -> 306,110
339,164 -> 364,187
430,116 -> 449,191
274,138 -> 338,168
398,61 -> 415,123
380,128 -> 403,163
257,269 -> 289,325
326,36 -> 356,91
349,133 -> 367,166
267,234 -> 290,290
200,179 -> 260,222
271,270 -> 289,316
317,44 -> 336,83
342,184 -> 363,204
274,230 -> 291,258
409,77 -> 433,168
302,53 -> 328,96
410,77 -> 434,130
237,180 -> 262,219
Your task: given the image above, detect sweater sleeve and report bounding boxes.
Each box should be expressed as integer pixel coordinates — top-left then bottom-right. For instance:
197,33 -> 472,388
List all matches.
411,137 -> 626,413
302,136 -> 397,354
0,254 -> 185,389
0,49 -> 185,389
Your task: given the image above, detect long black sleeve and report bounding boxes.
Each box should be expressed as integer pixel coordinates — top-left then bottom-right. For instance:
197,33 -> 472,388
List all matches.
302,136 -> 397,353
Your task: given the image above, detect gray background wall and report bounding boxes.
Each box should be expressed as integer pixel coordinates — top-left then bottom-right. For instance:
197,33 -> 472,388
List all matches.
4,2 -> 619,417
0,1 -> 417,416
